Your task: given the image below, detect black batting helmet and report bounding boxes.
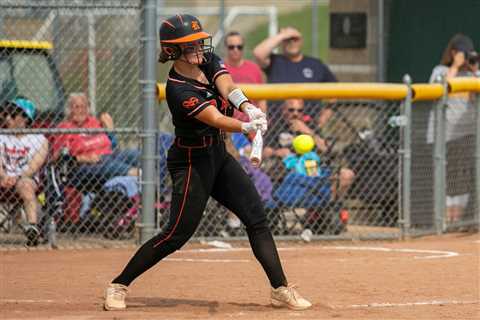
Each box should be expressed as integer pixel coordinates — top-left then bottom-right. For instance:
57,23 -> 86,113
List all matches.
158,14 -> 213,63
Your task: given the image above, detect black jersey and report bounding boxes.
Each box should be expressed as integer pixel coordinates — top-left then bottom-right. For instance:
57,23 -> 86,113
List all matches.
165,53 -> 234,138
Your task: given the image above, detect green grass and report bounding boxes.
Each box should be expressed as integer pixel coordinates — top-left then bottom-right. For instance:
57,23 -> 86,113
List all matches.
244,4 -> 329,61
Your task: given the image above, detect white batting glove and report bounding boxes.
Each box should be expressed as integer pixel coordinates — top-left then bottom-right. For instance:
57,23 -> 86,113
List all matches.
243,103 -> 266,121
241,118 -> 268,135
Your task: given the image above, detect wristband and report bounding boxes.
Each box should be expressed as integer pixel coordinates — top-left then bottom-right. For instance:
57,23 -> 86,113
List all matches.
227,88 -> 249,109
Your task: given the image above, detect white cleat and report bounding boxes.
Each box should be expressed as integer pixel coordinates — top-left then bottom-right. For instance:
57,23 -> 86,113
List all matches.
104,283 -> 128,311
271,284 -> 312,310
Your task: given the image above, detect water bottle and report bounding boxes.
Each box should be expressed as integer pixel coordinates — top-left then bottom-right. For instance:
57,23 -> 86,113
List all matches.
59,147 -> 70,183
387,115 -> 407,127
47,216 -> 58,249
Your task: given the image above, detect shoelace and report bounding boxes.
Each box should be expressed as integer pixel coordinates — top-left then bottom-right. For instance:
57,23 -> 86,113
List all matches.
109,286 -> 127,300
284,284 -> 301,302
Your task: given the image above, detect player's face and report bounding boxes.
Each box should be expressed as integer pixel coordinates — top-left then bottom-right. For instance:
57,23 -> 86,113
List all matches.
180,39 -> 206,65
225,35 -> 244,62
282,36 -> 303,58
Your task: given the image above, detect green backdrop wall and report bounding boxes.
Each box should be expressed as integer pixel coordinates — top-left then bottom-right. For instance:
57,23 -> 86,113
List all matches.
387,0 -> 480,83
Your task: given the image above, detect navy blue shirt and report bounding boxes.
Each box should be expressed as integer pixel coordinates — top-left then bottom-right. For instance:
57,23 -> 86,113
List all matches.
264,54 -> 337,83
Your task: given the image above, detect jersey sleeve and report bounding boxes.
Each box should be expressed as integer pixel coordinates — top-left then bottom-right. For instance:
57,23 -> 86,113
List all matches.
170,89 -> 214,118
200,53 -> 229,83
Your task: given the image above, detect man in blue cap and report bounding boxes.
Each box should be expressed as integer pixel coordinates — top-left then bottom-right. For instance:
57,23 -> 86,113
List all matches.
0,97 -> 48,246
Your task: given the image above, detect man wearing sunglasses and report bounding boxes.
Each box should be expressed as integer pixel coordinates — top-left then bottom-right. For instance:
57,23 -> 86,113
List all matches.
253,26 -> 336,85
263,99 -> 354,197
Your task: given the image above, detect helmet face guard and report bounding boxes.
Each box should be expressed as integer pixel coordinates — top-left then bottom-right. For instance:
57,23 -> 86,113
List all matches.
159,14 -> 214,64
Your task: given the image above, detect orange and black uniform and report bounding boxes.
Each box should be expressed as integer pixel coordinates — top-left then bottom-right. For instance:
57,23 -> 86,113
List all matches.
112,53 -> 287,289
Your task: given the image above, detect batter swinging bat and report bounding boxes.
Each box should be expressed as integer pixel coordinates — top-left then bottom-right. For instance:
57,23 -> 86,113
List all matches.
250,129 -> 263,167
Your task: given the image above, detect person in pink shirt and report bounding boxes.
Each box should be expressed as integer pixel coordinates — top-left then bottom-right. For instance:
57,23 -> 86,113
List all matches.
53,93 -> 138,190
223,31 -> 267,119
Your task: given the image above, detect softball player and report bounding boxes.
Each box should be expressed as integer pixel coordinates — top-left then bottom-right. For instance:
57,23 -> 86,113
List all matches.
104,14 -> 311,311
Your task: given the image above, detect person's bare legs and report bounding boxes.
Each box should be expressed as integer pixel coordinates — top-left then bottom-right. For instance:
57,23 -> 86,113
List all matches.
15,177 -> 39,224
16,177 -> 41,246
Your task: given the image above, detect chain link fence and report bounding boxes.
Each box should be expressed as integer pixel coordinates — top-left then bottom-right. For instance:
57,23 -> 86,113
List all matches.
0,0 -> 144,248
186,100 -> 401,240
0,1 -> 478,250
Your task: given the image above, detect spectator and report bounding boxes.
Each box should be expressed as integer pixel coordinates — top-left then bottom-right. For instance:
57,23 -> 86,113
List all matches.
426,34 -> 477,226
254,27 -> 337,84
264,99 -> 327,159
223,31 -> 267,114
253,26 -> 337,118
0,98 -> 48,246
53,93 -> 139,190
264,99 -> 354,198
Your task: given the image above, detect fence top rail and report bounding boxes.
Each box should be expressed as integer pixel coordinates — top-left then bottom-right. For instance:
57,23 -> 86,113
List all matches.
411,83 -> 444,101
157,83 -> 408,101
157,78 -> 480,102
448,77 -> 480,94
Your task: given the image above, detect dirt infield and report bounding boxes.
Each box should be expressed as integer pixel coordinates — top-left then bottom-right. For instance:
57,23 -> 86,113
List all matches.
1,233 -> 478,320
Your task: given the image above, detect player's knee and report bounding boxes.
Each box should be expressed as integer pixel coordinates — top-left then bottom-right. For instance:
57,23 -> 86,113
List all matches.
152,230 -> 192,253
246,219 -> 270,237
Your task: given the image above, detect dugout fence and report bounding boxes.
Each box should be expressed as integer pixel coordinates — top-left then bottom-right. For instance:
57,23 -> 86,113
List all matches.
0,0 -> 478,249
155,77 -> 480,242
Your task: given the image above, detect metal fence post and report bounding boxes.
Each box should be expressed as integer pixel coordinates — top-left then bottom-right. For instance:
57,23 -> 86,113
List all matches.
140,0 -> 157,243
312,0 -> 319,59
401,74 -> 412,238
476,92 -> 480,226
87,12 -> 97,113
433,76 -> 447,234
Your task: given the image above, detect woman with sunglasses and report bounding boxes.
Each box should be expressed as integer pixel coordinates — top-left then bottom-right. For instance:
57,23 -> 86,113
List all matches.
104,14 -> 312,312
223,31 -> 267,114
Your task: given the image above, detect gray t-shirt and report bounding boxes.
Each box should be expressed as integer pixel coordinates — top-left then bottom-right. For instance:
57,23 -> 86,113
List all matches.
426,65 -> 476,143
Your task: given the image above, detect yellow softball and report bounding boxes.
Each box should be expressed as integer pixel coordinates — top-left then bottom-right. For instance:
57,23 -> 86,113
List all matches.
292,134 -> 315,154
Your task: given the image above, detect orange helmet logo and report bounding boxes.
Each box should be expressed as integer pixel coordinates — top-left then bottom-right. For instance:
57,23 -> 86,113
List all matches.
191,20 -> 201,31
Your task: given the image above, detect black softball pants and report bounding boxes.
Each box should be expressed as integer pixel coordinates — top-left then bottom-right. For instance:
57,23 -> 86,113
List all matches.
112,140 -> 287,289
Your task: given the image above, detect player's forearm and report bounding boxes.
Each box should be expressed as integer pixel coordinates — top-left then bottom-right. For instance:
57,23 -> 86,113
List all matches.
206,114 -> 243,133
